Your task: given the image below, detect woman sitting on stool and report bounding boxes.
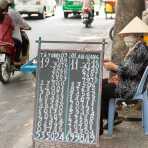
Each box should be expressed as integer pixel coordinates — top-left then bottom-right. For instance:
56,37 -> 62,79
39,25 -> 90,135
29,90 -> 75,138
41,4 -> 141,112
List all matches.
100,16 -> 148,135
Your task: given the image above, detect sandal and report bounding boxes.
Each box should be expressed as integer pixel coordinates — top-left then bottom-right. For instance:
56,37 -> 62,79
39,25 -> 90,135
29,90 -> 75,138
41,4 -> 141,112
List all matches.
103,116 -> 124,129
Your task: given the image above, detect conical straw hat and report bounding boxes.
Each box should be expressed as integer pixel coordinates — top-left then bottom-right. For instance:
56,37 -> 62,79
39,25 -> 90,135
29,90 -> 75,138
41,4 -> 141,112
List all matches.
119,16 -> 148,34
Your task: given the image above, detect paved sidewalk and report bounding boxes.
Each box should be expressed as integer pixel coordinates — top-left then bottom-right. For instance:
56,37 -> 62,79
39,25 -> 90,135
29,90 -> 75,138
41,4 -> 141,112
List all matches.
100,108 -> 148,148
33,107 -> 148,148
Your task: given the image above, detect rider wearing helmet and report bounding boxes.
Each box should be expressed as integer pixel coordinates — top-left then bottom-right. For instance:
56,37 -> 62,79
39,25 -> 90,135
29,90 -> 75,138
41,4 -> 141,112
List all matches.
0,0 -> 30,65
7,0 -> 31,65
82,0 -> 95,17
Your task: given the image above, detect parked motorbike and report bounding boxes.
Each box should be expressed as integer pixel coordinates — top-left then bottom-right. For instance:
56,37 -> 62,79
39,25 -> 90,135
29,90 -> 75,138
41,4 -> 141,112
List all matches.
82,7 -> 94,28
0,30 -> 30,83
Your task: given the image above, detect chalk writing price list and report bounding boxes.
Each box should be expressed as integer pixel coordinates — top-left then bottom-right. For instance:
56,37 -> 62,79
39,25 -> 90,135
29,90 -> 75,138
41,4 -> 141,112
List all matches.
34,51 -> 101,144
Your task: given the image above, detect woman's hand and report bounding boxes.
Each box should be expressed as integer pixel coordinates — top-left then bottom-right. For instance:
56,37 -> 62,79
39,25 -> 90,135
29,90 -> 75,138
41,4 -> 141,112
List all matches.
104,61 -> 118,71
108,75 -> 120,85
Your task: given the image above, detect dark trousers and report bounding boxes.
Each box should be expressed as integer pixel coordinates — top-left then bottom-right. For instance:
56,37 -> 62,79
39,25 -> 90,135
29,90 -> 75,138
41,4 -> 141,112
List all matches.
14,39 -> 22,62
88,9 -> 94,17
92,9 -> 94,17
21,31 -> 29,57
100,79 -> 117,135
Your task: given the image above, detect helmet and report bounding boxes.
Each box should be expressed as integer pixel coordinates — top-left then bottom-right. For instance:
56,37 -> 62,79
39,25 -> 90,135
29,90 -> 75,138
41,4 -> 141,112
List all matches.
0,0 -> 9,10
7,0 -> 14,3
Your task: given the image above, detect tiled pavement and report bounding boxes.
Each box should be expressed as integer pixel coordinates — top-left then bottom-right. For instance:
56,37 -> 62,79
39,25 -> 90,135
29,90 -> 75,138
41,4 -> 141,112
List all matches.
100,107 -> 148,148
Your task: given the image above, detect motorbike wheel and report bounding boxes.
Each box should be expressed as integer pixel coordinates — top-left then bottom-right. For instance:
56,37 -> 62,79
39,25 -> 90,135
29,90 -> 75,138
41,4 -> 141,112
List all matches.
64,12 -> 68,18
85,23 -> 89,28
0,56 -> 11,83
39,9 -> 46,19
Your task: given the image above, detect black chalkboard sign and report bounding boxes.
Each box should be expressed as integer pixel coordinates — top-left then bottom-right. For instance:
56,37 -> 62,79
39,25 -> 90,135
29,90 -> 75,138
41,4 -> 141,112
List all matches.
33,39 -> 105,145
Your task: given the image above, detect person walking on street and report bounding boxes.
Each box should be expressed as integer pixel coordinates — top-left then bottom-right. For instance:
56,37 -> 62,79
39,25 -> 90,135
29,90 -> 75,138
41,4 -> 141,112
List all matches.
5,0 -> 31,65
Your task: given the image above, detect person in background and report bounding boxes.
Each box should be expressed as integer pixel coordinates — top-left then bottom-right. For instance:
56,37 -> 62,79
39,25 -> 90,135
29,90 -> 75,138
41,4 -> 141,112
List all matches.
100,16 -> 148,135
6,0 -> 31,65
82,0 -> 95,17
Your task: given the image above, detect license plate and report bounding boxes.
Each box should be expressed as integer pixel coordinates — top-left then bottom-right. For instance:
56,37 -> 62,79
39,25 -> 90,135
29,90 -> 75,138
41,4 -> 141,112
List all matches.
84,14 -> 88,17
0,54 -> 5,62
73,1 -> 80,5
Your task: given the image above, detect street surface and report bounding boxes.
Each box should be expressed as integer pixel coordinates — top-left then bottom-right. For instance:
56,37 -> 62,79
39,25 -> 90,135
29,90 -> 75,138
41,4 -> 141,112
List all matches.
0,6 -> 114,148
27,6 -> 113,58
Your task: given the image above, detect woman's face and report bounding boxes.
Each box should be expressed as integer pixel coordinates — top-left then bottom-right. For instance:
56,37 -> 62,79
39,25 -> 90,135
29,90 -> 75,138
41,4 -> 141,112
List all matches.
123,35 -> 137,48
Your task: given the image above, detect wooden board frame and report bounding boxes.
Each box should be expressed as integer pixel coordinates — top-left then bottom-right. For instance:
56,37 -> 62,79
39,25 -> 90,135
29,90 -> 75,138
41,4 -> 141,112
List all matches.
33,37 -> 107,147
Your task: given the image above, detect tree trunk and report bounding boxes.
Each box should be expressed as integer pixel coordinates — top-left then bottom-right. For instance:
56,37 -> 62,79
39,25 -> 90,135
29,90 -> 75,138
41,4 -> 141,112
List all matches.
112,0 -> 145,63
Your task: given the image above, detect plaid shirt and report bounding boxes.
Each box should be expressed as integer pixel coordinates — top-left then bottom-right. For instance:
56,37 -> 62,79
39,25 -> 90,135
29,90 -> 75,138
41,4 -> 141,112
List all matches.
115,41 -> 148,99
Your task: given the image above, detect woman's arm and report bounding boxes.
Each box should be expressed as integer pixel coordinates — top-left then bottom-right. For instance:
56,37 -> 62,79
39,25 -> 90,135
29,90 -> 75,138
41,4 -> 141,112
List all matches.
117,43 -> 148,78
104,61 -> 118,72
